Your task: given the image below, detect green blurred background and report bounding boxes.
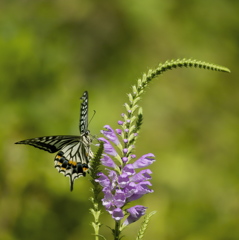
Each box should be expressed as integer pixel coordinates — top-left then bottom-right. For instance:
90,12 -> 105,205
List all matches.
1,0 -> 238,239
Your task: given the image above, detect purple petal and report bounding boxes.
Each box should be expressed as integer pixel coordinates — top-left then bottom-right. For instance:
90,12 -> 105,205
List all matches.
124,182 -> 137,198
132,153 -> 155,168
95,173 -> 110,188
118,173 -> 130,188
98,138 -> 118,156
130,169 -> 152,183
118,121 -> 124,125
123,205 -> 147,225
102,190 -> 114,210
116,129 -> 122,135
127,181 -> 153,202
112,208 -> 124,221
108,170 -> 118,188
101,125 -> 120,145
133,181 -> 153,195
101,154 -> 117,168
114,189 -> 126,208
122,164 -> 135,176
127,193 -> 143,202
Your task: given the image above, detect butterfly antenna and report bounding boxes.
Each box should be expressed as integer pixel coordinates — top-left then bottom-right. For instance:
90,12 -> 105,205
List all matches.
88,110 -> 96,127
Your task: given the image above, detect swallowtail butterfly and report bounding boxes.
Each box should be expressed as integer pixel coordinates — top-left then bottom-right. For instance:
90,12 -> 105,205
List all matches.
15,91 -> 93,191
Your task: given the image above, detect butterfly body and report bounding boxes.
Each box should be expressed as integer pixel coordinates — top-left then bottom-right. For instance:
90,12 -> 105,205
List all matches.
15,91 -> 93,191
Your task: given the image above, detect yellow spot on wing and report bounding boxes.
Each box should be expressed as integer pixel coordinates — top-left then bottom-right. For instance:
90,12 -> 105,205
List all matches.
69,160 -> 77,166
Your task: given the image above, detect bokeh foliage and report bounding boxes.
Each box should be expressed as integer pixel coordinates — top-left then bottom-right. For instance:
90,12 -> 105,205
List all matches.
0,1 -> 238,240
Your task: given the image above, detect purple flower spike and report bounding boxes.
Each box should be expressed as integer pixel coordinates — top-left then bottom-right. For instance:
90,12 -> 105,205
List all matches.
124,205 -> 147,226
101,125 -> 120,145
132,153 -> 155,168
112,208 -> 124,221
97,124 -> 155,222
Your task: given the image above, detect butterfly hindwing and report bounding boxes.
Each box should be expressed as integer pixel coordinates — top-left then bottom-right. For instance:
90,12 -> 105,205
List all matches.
15,91 -> 93,191
54,134 -> 92,191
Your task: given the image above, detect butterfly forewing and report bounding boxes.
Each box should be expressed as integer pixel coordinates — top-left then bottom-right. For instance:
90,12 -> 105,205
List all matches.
15,135 -> 81,153
15,91 -> 93,191
79,91 -> 88,134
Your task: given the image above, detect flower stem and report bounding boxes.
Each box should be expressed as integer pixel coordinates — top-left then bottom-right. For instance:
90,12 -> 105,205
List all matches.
114,220 -> 122,240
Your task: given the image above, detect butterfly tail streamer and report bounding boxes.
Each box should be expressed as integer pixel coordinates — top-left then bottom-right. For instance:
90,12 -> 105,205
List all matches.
70,176 -> 74,191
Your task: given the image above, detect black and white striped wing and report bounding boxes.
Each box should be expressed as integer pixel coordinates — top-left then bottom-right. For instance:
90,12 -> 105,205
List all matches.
15,135 -> 81,153
79,91 -> 88,134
